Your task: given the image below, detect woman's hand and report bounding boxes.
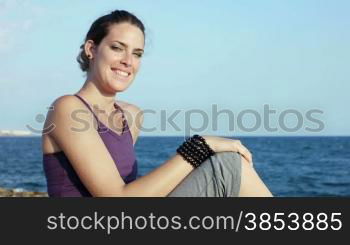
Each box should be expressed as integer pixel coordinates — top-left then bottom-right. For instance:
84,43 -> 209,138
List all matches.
203,136 -> 253,165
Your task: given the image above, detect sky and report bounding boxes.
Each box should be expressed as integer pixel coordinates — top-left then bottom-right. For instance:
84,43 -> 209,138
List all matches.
0,0 -> 349,136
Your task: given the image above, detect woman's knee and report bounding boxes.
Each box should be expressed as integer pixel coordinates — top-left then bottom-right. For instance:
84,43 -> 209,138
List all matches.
238,157 -> 273,197
212,152 -> 273,197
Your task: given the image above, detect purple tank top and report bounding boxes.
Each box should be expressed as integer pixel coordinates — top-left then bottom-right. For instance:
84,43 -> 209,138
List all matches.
43,94 -> 138,197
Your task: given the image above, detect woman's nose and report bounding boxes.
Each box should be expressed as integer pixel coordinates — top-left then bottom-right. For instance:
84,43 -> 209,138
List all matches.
120,52 -> 132,67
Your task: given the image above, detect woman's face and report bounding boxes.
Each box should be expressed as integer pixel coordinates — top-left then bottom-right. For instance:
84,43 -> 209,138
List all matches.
87,22 -> 145,93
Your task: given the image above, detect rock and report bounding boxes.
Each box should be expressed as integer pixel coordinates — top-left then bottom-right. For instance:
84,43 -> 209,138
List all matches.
0,187 -> 48,197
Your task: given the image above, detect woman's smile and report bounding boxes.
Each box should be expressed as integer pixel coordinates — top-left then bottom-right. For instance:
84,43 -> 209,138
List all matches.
110,67 -> 131,81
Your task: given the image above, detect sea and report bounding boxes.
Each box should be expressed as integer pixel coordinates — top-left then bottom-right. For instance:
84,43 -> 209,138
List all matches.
0,136 -> 349,197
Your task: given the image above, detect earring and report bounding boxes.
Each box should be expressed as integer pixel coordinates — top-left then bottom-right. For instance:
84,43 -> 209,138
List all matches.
87,54 -> 92,59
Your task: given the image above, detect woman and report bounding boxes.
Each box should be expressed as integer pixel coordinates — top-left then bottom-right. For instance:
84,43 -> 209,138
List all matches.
42,10 -> 272,197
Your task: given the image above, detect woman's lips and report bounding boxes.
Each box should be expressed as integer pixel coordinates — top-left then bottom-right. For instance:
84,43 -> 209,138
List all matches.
111,68 -> 131,80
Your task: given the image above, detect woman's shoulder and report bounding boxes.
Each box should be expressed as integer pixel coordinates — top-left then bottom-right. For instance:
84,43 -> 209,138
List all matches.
116,100 -> 142,115
116,101 -> 144,131
42,94 -> 91,153
45,94 -> 93,128
51,94 -> 84,109
47,94 -> 92,118
116,101 -> 143,143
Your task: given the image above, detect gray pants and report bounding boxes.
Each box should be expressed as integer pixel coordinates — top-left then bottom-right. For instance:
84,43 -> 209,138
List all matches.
168,152 -> 242,197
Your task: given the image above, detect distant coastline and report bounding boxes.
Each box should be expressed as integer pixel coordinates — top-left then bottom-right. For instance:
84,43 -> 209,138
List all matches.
0,130 -> 32,137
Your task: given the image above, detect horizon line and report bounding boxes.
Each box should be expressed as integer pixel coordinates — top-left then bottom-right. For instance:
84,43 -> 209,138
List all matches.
1,134 -> 350,138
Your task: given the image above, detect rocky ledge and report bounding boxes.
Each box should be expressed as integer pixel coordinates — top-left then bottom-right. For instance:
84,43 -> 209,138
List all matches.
0,187 -> 48,197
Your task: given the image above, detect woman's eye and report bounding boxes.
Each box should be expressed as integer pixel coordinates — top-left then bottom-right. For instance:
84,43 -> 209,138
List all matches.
111,46 -> 123,51
133,53 -> 143,58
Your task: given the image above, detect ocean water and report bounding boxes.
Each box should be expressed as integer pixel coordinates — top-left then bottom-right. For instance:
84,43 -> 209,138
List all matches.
0,136 -> 349,197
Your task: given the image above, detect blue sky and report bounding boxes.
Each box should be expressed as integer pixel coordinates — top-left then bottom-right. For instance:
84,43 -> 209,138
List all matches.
0,0 -> 349,136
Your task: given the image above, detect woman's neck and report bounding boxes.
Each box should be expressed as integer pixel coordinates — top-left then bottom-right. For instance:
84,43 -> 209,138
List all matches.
76,79 -> 117,113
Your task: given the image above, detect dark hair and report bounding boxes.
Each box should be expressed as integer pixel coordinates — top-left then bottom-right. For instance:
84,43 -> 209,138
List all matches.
77,10 -> 145,72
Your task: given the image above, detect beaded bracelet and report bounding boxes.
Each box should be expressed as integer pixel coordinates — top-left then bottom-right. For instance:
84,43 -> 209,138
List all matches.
176,135 -> 215,168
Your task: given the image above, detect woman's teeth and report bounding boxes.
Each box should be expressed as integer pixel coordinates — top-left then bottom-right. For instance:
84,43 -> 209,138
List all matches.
114,69 -> 129,77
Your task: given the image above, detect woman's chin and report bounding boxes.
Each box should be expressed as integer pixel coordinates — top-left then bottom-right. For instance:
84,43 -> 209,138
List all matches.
109,81 -> 132,92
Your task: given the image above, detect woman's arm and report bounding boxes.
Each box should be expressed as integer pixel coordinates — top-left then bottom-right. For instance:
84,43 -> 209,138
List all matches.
48,95 -> 251,197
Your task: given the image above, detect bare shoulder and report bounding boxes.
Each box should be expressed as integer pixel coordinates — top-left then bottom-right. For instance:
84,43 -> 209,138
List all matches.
45,95 -> 94,135
116,101 -> 143,144
117,100 -> 144,123
51,95 -> 86,112
42,95 -> 93,153
117,100 -> 143,115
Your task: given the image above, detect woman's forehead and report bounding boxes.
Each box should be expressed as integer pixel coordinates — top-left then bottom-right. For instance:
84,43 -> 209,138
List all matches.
105,23 -> 144,47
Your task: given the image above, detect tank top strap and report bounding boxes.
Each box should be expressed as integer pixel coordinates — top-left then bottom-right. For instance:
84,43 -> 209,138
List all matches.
74,94 -> 127,133
113,102 -> 128,132
74,94 -> 100,123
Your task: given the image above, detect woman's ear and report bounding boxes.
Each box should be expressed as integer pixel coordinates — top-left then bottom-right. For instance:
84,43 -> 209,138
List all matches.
84,40 -> 96,59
